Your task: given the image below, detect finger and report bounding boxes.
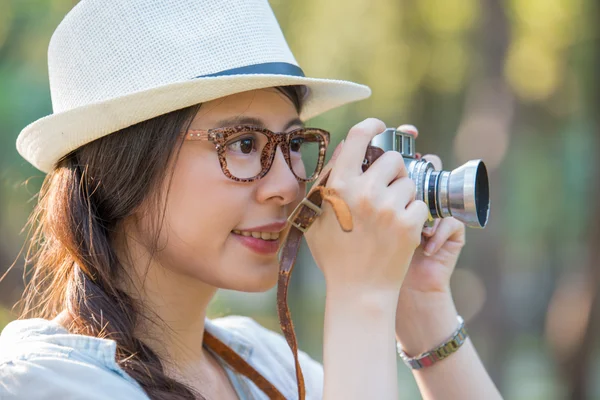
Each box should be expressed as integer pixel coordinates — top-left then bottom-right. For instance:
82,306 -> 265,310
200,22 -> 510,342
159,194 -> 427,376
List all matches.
331,118 -> 387,180
330,140 -> 345,163
362,150 -> 408,187
422,218 -> 440,237
405,199 -> 430,227
397,124 -> 419,139
422,154 -> 442,171
423,217 -> 465,256
387,176 -> 416,209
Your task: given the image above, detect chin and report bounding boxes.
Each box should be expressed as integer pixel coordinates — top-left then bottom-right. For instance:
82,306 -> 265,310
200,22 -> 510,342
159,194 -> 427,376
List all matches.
242,279 -> 278,293
234,269 -> 279,292
216,259 -> 280,293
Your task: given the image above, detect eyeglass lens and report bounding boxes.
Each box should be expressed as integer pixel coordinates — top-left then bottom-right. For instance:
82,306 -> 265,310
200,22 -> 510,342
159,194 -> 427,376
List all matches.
223,130 -> 321,180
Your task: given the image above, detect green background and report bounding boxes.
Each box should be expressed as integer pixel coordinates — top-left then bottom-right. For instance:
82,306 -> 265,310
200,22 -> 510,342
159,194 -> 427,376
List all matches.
1,0 -> 599,398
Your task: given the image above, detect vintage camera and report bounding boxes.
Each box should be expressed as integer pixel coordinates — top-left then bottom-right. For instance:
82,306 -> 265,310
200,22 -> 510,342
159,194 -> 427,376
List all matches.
370,128 -> 490,228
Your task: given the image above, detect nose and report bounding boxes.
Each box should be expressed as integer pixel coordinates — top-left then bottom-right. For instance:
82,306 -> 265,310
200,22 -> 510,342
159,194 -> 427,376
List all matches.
255,146 -> 301,206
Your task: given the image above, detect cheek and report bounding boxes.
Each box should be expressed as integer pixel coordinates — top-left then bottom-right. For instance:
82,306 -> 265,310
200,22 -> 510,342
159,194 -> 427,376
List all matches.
157,149 -> 245,265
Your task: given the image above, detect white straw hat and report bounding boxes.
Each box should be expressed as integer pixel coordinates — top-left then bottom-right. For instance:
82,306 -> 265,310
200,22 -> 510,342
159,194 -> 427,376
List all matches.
16,0 -> 371,173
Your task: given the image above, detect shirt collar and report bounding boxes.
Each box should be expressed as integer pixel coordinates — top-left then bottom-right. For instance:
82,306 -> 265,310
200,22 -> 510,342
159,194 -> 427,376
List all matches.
203,317 -> 254,359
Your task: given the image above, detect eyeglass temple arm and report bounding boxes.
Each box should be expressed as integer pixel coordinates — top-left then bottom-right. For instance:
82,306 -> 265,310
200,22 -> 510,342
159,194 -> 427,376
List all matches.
184,130 -> 211,141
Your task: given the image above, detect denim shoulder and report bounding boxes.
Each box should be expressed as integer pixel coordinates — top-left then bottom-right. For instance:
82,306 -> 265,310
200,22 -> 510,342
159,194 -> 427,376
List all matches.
0,318 -> 147,400
210,315 -> 324,399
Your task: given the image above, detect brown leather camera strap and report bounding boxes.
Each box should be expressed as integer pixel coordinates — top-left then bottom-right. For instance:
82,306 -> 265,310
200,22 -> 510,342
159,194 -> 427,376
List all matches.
202,145 -> 384,400
277,145 -> 384,399
203,330 -> 286,399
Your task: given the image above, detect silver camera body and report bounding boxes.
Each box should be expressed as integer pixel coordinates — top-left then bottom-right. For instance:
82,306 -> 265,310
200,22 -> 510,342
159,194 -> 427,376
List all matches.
370,128 -> 490,228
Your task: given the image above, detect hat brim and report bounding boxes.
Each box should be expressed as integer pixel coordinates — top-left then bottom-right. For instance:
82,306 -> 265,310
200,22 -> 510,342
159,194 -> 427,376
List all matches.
16,74 -> 371,173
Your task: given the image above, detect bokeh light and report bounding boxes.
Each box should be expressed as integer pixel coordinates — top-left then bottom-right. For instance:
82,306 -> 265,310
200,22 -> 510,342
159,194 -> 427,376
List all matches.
1,1 -> 598,398
504,35 -> 562,101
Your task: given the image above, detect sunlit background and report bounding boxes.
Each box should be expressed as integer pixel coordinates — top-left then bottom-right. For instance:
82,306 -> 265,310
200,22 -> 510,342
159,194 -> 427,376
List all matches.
1,0 -> 599,399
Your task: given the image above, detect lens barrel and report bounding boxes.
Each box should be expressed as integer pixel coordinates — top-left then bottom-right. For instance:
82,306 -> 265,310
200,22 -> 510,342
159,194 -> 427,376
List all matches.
410,160 -> 489,228
370,128 -> 490,228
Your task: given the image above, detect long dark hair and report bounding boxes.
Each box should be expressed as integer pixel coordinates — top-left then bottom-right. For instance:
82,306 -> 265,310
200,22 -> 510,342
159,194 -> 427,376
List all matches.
14,86 -> 304,399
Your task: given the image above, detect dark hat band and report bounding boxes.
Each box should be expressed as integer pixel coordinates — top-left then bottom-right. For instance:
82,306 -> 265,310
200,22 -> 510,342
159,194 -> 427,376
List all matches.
196,62 -> 305,78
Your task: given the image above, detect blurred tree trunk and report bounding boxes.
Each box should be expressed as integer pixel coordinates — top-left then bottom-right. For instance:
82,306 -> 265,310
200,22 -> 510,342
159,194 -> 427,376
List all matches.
461,0 -> 514,390
411,0 -> 514,388
557,2 -> 600,398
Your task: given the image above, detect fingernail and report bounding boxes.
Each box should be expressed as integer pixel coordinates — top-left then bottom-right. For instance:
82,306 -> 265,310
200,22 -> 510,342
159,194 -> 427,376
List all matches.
397,124 -> 418,137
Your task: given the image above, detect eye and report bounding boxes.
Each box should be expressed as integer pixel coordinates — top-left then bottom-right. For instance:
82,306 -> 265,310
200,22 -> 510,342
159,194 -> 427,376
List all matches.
227,136 -> 256,154
290,137 -> 304,153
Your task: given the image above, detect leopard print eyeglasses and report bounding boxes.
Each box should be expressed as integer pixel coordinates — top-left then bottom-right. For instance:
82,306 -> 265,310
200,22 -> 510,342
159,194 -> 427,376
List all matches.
183,125 -> 330,183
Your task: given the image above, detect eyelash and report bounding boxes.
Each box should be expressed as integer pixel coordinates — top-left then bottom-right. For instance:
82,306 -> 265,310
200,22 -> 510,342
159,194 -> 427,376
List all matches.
225,135 -> 256,153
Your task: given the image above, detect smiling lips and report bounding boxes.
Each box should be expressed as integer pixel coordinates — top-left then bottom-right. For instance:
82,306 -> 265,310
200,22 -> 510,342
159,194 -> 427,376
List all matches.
232,221 -> 287,255
232,229 -> 280,241
232,221 -> 287,241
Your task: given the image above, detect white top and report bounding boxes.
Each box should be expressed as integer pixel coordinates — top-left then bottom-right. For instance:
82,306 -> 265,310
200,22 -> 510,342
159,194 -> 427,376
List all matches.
0,315 -> 324,399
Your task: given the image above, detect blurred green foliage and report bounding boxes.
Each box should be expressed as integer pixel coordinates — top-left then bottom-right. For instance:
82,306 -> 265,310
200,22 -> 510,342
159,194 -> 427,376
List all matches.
1,0 -> 599,398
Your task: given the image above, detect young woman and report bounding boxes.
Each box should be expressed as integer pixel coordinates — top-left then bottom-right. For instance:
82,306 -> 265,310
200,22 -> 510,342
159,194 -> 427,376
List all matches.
0,0 -> 502,399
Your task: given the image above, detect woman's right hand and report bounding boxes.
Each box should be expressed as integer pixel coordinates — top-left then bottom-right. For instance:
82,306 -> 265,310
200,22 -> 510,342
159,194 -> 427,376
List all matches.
307,118 -> 430,400
304,118 -> 430,296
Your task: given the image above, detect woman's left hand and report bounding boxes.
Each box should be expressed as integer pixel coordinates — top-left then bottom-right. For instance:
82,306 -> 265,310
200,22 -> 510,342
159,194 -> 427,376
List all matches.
395,153 -> 466,355
400,150 -> 465,295
401,207 -> 465,296
392,125 -> 467,355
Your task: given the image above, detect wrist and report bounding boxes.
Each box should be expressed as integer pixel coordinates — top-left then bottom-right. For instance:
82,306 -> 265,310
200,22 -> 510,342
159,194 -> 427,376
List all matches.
395,290 -> 459,356
326,281 -> 399,318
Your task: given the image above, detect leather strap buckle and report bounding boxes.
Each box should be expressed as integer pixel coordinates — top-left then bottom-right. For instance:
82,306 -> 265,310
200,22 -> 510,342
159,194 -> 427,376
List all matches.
287,197 -> 323,233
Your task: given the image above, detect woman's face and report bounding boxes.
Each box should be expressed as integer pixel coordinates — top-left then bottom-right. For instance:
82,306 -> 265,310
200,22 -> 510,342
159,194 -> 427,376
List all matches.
135,88 -> 306,292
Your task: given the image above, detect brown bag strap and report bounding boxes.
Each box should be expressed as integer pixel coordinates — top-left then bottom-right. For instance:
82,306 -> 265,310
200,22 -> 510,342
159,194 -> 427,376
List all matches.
277,145 -> 385,400
203,331 -> 286,399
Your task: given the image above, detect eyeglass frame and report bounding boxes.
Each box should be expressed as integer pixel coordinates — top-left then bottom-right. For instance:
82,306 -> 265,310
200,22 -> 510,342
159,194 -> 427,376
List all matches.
183,125 -> 330,183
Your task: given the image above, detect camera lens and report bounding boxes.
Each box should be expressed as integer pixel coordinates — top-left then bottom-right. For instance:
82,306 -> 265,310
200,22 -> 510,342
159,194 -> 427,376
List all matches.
424,159 -> 489,229
474,162 -> 489,228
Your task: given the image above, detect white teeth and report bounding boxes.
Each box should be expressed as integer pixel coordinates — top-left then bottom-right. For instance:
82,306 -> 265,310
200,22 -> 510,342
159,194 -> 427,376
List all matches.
232,229 -> 280,240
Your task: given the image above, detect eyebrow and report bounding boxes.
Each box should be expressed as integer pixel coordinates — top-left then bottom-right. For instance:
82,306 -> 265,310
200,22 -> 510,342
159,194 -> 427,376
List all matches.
214,116 -> 305,131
